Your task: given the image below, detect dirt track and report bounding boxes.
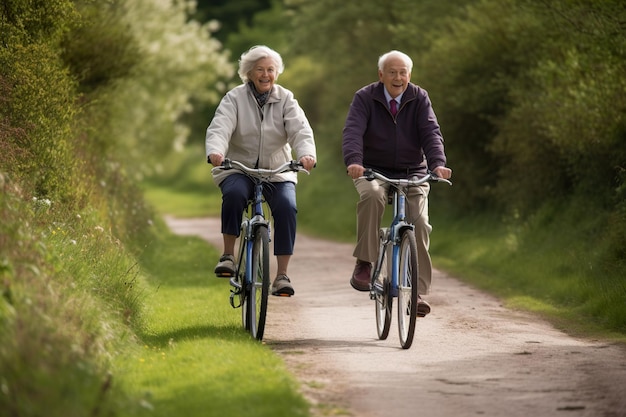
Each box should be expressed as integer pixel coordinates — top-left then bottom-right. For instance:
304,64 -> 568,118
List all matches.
166,216 -> 626,417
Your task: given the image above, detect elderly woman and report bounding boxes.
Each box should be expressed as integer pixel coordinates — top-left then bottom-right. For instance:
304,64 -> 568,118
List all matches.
206,45 -> 316,296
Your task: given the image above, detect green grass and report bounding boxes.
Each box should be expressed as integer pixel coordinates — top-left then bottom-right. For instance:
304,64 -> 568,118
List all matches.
142,186 -> 221,218
141,145 -> 223,218
429,205 -> 626,342
114,228 -> 310,417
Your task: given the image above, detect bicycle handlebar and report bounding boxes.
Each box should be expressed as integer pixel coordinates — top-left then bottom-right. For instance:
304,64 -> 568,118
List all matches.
361,169 -> 452,186
211,158 -> 310,177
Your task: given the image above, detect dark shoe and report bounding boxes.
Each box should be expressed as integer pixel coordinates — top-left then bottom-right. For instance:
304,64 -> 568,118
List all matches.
272,274 -> 294,297
350,261 -> 372,292
417,296 -> 431,317
214,254 -> 235,277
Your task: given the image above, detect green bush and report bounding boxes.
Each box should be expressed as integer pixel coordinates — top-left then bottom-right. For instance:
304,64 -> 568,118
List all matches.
1,0 -> 234,414
0,43 -> 79,203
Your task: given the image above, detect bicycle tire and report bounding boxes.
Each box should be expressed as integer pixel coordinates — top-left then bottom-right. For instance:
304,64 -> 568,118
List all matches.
397,229 -> 418,349
375,229 -> 392,340
245,225 -> 270,340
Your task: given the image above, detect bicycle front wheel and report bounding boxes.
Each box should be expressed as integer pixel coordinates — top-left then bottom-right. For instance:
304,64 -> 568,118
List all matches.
244,225 -> 270,340
397,229 -> 418,349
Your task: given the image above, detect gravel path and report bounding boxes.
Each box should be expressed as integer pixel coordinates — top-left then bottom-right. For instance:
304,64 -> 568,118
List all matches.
166,216 -> 626,417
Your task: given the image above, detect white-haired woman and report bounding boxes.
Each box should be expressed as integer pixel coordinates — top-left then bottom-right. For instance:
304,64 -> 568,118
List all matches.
206,45 -> 317,296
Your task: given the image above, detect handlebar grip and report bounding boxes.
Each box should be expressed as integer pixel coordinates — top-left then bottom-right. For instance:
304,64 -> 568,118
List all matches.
427,171 -> 452,185
289,160 -> 302,171
363,168 -> 375,181
207,155 -> 231,168
222,159 -> 233,169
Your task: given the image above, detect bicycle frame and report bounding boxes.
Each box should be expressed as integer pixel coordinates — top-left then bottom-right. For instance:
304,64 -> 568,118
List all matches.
229,180 -> 269,307
371,187 -> 413,296
369,171 -> 449,297
388,187 -> 414,295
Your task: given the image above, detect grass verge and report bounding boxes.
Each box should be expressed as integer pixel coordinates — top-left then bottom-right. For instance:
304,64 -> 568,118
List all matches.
114,224 -> 310,417
429,204 -> 626,343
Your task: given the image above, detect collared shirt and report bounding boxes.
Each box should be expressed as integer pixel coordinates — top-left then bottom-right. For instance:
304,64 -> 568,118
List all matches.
383,88 -> 404,111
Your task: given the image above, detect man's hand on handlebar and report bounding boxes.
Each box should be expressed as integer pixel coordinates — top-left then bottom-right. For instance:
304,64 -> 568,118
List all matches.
347,164 -> 452,181
432,166 -> 452,180
346,164 -> 365,179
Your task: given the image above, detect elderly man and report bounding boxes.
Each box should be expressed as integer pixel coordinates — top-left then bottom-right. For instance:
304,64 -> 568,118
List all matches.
342,50 -> 452,316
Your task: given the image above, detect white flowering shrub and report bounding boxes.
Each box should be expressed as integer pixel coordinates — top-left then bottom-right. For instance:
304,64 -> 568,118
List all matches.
104,0 -> 234,174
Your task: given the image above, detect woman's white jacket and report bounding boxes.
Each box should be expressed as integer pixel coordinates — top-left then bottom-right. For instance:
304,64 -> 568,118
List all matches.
206,83 -> 316,185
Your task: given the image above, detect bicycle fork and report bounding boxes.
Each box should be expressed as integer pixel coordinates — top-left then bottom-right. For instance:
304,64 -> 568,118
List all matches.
229,214 -> 268,309
370,228 -> 390,299
370,189 -> 414,299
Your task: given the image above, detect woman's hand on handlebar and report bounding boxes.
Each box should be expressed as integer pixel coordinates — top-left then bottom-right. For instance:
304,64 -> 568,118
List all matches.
298,155 -> 316,171
208,153 -> 224,166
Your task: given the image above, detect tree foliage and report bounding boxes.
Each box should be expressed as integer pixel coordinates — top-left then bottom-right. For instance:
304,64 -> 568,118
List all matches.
282,0 -> 626,225
0,0 -> 81,203
77,0 -> 234,176
273,0 -> 626,266
193,0 -> 272,44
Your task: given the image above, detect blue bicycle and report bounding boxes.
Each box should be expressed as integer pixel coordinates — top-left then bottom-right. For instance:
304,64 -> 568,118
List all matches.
212,159 -> 308,340
364,169 -> 451,349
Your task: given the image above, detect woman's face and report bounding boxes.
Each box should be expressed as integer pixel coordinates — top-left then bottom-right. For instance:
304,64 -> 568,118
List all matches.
249,57 -> 277,93
378,57 -> 411,99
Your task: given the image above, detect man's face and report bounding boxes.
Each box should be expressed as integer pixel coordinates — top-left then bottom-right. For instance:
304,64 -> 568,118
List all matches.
378,57 -> 411,99
249,57 -> 276,93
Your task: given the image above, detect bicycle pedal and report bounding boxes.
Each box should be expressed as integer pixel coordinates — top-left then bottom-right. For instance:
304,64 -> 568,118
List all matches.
229,292 -> 242,309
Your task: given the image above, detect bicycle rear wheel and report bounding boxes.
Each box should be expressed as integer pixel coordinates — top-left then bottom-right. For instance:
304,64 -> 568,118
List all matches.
397,229 -> 418,349
374,229 -> 392,340
243,225 -> 270,340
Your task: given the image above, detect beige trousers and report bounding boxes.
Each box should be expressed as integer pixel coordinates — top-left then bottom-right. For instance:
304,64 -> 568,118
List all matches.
353,178 -> 433,294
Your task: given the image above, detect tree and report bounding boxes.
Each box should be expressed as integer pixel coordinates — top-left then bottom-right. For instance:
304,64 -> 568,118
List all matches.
80,0 -> 234,176
193,0 -> 272,44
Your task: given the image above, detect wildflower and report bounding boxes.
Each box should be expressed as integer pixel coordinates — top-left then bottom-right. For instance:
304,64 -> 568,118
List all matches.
32,197 -> 52,213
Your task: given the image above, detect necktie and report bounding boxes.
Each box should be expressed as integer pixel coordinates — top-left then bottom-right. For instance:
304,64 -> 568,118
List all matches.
390,99 -> 397,116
